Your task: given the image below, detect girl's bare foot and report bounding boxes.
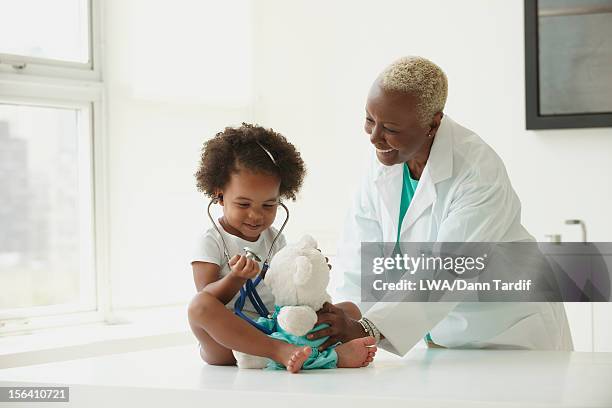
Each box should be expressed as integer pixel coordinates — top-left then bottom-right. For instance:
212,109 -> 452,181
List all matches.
274,343 -> 312,373
336,336 -> 377,368
286,346 -> 312,373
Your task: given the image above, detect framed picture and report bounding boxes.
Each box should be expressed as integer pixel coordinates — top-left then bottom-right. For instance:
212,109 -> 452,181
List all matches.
524,0 -> 612,129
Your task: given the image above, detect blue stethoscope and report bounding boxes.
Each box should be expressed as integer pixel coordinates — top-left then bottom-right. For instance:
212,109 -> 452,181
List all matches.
207,197 -> 290,334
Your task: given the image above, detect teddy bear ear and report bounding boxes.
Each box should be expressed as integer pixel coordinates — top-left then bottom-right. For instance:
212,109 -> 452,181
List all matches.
298,235 -> 317,250
293,256 -> 312,286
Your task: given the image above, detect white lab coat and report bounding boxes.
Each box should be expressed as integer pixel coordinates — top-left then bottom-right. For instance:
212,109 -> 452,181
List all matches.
335,115 -> 573,355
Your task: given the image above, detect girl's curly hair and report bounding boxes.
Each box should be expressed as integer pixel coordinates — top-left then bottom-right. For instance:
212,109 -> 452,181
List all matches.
195,123 -> 306,201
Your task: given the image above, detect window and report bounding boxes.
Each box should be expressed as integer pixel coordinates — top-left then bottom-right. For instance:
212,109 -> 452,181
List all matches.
0,0 -> 105,333
0,0 -> 100,81
0,0 -> 90,65
0,104 -> 95,312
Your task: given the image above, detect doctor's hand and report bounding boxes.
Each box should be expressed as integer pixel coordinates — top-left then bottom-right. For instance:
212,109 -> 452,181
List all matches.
228,255 -> 260,280
307,302 -> 366,351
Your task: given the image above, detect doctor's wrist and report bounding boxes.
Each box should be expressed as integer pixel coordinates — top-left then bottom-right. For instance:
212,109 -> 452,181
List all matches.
357,317 -> 381,344
348,318 -> 370,341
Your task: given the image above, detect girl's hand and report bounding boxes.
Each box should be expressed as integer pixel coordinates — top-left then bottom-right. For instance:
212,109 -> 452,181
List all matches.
306,302 -> 365,351
228,255 -> 260,280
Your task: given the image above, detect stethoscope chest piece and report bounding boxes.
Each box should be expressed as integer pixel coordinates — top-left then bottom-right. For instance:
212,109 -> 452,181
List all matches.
243,247 -> 262,262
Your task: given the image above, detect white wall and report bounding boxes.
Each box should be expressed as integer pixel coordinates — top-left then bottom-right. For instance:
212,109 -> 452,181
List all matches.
103,0 -> 612,350
103,0 -> 255,308
250,0 -> 612,351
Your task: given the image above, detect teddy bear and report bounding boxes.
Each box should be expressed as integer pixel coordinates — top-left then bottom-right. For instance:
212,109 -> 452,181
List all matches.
232,235 -> 337,369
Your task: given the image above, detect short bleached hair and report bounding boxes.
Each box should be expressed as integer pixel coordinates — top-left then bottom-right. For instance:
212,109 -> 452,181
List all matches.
379,56 -> 448,126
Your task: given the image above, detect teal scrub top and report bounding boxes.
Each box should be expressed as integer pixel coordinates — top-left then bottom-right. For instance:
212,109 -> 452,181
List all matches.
397,163 -> 419,243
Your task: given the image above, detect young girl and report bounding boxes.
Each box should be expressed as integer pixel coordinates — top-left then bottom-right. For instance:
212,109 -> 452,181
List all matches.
188,123 -> 376,372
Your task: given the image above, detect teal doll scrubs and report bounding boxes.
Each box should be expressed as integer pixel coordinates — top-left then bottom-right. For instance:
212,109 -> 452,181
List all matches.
256,305 -> 338,370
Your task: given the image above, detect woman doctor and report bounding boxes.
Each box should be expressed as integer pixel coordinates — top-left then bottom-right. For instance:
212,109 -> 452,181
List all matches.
309,56 -> 573,354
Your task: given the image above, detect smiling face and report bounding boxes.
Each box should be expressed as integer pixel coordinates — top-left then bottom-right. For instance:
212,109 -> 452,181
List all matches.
217,168 -> 281,241
365,81 -> 441,167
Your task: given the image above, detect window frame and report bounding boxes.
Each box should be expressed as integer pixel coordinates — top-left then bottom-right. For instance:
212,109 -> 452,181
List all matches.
0,0 -> 110,335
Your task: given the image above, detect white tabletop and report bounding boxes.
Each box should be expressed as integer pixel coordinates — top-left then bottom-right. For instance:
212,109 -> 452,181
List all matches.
1,345 -> 611,408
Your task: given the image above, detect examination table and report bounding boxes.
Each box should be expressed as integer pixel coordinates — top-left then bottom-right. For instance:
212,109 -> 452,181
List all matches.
1,344 -> 611,407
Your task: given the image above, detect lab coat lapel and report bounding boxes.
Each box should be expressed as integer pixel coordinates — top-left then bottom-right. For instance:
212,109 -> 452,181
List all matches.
400,167 -> 436,235
373,164 -> 403,243
400,116 -> 454,237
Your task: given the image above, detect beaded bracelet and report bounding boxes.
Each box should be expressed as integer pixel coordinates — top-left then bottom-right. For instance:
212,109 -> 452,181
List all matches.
358,317 -> 381,344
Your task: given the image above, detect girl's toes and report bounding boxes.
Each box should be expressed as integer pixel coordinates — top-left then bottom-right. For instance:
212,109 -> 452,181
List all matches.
286,346 -> 311,374
363,337 -> 376,346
